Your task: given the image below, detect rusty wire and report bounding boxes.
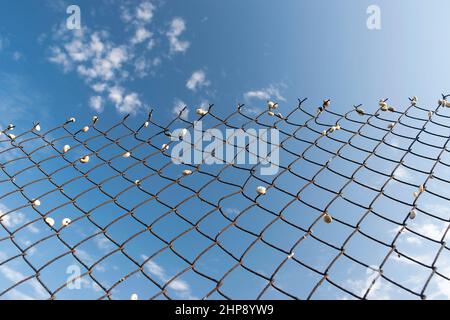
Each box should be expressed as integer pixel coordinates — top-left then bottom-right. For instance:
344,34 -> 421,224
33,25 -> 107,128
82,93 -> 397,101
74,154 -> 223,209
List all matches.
0,96 -> 450,300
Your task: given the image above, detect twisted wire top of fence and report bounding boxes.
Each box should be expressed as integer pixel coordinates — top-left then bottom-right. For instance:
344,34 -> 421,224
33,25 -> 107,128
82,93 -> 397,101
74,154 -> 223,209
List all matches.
1,96 -> 450,300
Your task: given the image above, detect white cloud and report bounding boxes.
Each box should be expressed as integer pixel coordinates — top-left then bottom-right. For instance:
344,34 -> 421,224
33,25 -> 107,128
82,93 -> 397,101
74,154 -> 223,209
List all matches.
48,46 -> 72,72
167,17 -> 190,53
393,166 -> 412,181
89,96 -> 104,112
415,222 -> 445,240
50,29 -> 130,83
74,248 -> 95,265
134,57 -> 148,77
108,47 -> 128,68
136,2 -> 155,22
345,266 -> 393,300
121,93 -> 142,114
169,279 -> 189,291
390,215 -> 450,300
65,39 -> 90,62
4,289 -> 36,300
133,56 -> 159,78
91,83 -> 107,93
108,86 -> 124,105
244,84 -> 286,102
0,264 -> 48,299
405,236 -> 423,245
421,203 -> 450,218
431,279 -> 450,299
186,70 -> 209,91
394,253 -> 450,299
131,27 -> 152,45
172,99 -> 189,119
224,208 -> 240,218
244,90 -> 271,100
90,33 -> 104,54
243,106 -> 263,116
94,236 -> 114,252
47,2 -> 182,115
106,86 -> 142,114
144,260 -> 165,279
0,204 -> 39,234
1,211 -> 25,229
74,248 -> 105,273
141,255 -> 195,299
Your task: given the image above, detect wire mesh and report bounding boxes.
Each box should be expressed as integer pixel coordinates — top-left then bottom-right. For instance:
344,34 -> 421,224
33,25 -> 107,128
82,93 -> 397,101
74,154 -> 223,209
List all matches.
1,96 -> 450,300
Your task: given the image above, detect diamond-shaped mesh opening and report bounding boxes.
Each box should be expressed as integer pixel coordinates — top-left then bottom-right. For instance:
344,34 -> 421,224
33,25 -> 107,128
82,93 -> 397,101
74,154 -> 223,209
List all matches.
0,97 -> 449,300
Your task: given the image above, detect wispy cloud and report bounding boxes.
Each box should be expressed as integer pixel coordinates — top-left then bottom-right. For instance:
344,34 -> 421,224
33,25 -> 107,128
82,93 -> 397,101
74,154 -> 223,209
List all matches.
186,70 -> 209,91
141,255 -> 196,299
0,262 -> 48,300
12,51 -> 23,61
94,236 -> 114,252
393,166 -> 412,181
172,99 -> 189,119
0,72 -> 49,125
75,248 -> 106,273
0,203 -> 40,234
344,266 -> 393,300
224,208 -> 240,218
89,96 -> 104,112
421,203 -> 450,218
167,17 -> 190,54
244,84 -> 286,102
414,222 -> 446,241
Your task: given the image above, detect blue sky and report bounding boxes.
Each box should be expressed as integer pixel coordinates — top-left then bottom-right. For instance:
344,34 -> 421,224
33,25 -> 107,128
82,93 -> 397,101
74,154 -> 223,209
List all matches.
2,0 -> 450,127
1,0 -> 450,300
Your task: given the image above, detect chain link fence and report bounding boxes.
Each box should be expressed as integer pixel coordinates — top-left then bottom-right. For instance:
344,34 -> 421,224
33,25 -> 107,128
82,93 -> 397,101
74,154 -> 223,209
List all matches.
1,96 -> 450,300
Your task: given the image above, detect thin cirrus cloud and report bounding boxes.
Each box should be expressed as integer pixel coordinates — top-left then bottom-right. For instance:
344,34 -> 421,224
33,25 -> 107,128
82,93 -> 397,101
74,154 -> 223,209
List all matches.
243,84 -> 286,102
46,1 -> 189,115
0,252 -> 47,300
141,255 -> 196,299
